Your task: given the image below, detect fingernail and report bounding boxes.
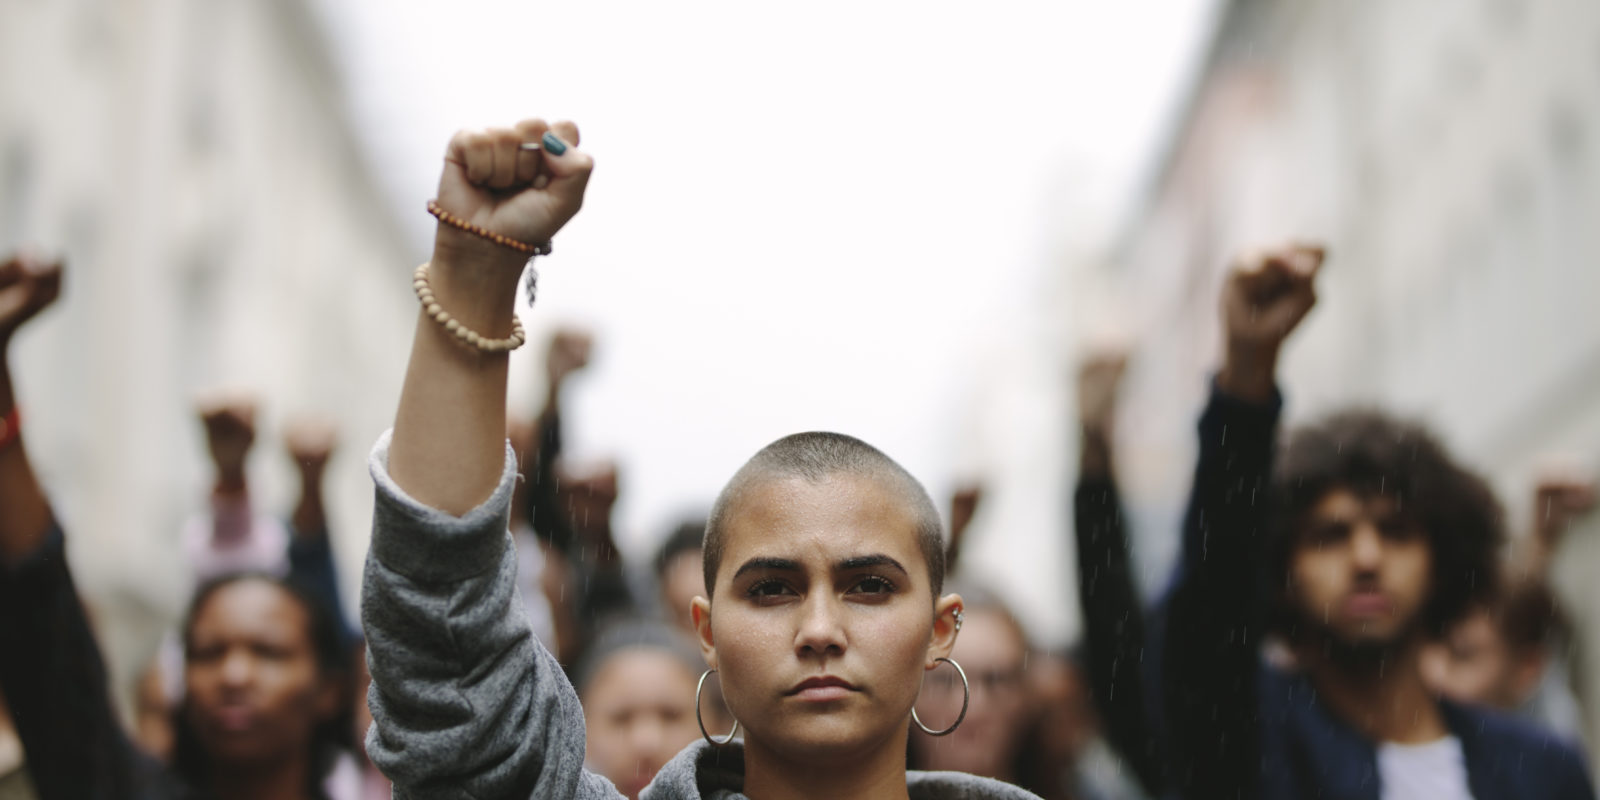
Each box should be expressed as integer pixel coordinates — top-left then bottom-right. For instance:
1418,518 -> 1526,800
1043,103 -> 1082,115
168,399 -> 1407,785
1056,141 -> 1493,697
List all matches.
541,132 -> 568,156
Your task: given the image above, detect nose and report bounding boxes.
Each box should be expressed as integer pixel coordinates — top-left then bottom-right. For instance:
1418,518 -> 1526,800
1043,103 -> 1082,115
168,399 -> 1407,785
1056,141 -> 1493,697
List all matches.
218,648 -> 255,688
1349,522 -> 1383,572
794,594 -> 847,658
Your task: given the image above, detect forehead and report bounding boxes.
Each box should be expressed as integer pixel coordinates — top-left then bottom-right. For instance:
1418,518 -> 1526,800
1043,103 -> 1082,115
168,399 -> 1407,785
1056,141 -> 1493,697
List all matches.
1307,487 -> 1406,521
719,473 -> 923,570
191,580 -> 308,639
584,649 -> 698,702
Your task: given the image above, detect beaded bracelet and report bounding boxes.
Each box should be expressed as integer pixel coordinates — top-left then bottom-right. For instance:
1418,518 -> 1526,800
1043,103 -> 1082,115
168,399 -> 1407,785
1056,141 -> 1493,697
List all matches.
413,263 -> 527,353
427,200 -> 553,256
0,406 -> 19,452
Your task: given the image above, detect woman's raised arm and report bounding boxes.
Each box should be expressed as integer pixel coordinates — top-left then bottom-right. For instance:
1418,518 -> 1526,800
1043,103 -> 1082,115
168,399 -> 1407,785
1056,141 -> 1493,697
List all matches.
389,119 -> 592,514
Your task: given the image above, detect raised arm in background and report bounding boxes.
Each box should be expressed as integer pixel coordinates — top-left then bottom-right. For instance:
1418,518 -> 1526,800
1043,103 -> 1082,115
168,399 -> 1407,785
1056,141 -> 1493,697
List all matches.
0,254 -> 160,799
0,254 -> 58,563
1162,244 -> 1322,800
1070,349 -> 1167,797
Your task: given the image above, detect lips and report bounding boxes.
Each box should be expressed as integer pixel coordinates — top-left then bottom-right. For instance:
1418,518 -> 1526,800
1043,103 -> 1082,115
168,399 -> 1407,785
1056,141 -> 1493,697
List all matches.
1342,591 -> 1392,617
209,703 -> 262,733
786,675 -> 858,701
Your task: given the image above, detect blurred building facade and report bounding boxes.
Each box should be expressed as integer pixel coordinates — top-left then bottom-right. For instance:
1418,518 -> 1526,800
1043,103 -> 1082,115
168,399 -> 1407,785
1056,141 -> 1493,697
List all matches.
1100,0 -> 1600,765
0,0 -> 417,712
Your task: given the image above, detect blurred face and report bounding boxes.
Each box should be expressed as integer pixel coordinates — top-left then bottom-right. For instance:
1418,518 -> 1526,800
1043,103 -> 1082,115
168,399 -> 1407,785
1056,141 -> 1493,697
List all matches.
184,580 -> 334,768
695,473 -> 960,765
1026,654 -> 1098,766
1420,608 -> 1538,709
582,649 -> 701,800
910,608 -> 1029,779
660,550 -> 706,635
1289,489 -> 1431,648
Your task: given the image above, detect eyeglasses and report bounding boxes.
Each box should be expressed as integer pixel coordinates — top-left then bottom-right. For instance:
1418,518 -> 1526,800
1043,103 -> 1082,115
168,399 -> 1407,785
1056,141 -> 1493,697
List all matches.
925,665 -> 1023,695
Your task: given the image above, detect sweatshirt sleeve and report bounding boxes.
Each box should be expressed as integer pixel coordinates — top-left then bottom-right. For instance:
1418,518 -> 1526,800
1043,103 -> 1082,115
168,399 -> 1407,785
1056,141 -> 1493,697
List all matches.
361,430 -> 621,800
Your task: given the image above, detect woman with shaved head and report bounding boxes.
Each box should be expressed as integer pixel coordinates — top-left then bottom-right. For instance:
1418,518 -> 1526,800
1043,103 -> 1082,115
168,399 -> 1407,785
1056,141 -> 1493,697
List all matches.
359,117 -> 1040,799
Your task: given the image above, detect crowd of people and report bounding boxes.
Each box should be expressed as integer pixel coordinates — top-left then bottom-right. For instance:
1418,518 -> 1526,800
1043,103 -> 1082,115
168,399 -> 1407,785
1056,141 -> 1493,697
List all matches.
0,116 -> 1596,800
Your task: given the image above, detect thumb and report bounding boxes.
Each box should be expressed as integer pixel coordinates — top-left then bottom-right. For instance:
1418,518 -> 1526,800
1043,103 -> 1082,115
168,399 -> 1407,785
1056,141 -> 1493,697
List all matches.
539,131 -> 594,201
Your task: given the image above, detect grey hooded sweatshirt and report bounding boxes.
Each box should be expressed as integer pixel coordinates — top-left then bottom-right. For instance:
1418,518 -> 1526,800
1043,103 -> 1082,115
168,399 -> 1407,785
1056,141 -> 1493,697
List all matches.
363,432 -> 1042,800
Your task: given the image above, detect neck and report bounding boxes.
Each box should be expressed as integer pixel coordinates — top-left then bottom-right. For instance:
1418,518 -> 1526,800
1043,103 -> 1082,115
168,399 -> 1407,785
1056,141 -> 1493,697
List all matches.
741,729 -> 911,800
209,753 -> 312,800
1294,633 -> 1447,745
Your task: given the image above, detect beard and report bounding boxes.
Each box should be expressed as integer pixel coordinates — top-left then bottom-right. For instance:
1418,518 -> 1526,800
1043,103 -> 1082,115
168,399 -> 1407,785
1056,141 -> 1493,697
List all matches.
1289,605 -> 1427,677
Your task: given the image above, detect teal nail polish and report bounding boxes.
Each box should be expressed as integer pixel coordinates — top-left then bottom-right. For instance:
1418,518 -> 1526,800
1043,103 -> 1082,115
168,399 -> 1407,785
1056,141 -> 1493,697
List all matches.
541,132 -> 568,156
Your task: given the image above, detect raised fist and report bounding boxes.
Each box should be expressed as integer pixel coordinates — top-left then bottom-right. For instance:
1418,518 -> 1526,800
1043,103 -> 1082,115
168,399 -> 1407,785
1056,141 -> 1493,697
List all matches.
0,253 -> 63,342
1077,350 -> 1129,437
1532,470 -> 1596,550
1222,243 -> 1323,352
197,392 -> 257,486
546,328 -> 593,390
1217,242 -> 1324,401
435,119 -> 593,267
284,414 -> 338,477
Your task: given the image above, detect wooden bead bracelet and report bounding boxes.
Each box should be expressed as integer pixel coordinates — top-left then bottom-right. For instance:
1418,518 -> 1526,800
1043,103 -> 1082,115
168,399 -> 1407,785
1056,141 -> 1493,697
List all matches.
413,263 -> 527,353
427,200 -> 552,256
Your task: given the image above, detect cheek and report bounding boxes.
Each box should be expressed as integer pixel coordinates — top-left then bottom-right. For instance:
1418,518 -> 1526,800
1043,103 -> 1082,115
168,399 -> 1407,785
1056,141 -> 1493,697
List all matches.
1292,553 -> 1342,601
709,609 -> 787,704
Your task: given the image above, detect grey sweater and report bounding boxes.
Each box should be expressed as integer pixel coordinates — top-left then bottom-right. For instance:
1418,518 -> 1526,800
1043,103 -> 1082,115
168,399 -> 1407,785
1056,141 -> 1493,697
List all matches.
363,431 -> 1042,800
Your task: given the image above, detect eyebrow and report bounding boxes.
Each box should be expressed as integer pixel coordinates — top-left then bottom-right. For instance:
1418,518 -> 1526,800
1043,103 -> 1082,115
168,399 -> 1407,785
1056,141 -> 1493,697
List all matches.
730,553 -> 910,581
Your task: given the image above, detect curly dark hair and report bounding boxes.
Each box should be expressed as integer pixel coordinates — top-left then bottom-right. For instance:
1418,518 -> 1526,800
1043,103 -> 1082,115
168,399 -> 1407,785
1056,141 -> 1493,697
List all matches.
1267,410 -> 1503,639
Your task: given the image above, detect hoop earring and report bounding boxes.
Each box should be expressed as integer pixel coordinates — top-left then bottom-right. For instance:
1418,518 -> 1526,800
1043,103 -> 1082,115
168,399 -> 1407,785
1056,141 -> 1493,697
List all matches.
911,657 -> 969,736
696,669 -> 740,746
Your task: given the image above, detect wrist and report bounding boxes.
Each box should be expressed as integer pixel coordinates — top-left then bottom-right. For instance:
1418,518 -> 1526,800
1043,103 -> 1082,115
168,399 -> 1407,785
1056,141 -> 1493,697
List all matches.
1219,341 -> 1280,403
432,225 -> 530,277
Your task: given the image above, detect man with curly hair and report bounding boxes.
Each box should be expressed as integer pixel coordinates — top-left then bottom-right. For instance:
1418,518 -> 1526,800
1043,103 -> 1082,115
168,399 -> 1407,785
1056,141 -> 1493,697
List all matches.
1164,244 -> 1594,799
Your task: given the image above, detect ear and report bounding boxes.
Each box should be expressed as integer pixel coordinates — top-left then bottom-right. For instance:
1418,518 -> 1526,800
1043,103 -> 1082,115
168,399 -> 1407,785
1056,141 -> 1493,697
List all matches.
1510,647 -> 1548,705
692,595 -> 717,669
927,593 -> 963,666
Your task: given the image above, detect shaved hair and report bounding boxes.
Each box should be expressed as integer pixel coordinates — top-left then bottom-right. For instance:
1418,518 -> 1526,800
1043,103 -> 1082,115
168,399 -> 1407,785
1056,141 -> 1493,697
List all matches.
703,432 -> 946,599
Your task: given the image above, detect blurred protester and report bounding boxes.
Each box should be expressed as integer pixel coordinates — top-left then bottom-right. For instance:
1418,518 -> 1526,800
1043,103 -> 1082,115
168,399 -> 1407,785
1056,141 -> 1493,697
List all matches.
1164,243 -> 1594,799
909,586 -> 1032,785
1421,584 -> 1582,738
175,573 -> 353,798
652,520 -> 708,637
572,621 -> 704,800
1018,650 -> 1147,800
1422,473 -> 1595,742
0,253 -> 356,799
138,413 -> 357,764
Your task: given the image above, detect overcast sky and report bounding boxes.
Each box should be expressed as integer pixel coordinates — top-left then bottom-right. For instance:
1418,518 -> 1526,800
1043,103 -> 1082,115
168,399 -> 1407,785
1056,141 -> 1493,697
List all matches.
313,0 -> 1216,557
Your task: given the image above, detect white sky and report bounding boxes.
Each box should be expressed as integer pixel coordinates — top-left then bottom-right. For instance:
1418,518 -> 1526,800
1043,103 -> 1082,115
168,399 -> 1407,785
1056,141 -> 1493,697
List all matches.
313,0 -> 1216,560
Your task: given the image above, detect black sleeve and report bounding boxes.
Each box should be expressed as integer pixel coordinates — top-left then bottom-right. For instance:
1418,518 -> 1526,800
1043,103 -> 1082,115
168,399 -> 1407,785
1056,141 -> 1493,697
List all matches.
527,411 -> 573,552
1161,385 -> 1280,800
1073,476 -> 1167,797
286,526 -> 355,646
0,525 -> 162,800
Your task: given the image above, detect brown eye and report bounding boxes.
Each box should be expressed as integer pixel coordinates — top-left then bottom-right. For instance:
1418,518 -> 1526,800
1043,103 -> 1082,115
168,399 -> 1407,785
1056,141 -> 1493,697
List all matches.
746,579 -> 796,601
849,575 -> 896,595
